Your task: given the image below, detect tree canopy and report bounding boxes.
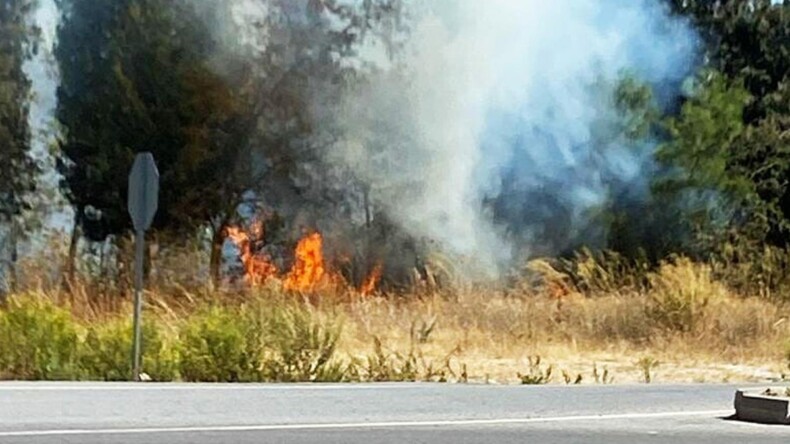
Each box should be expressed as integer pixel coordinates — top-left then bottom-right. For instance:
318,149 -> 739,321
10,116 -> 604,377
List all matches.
55,0 -> 247,242
0,0 -> 38,224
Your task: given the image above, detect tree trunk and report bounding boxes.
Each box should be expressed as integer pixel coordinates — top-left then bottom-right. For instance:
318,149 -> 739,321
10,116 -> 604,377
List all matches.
8,221 -> 17,294
210,222 -> 227,288
63,209 -> 81,292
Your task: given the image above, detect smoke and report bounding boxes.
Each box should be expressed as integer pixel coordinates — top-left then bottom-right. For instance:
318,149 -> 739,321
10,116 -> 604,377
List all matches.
24,0 -> 68,230
317,0 -> 698,274
191,0 -> 699,279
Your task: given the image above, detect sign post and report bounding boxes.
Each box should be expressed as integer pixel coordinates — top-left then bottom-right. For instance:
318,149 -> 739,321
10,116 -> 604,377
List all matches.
127,153 -> 159,381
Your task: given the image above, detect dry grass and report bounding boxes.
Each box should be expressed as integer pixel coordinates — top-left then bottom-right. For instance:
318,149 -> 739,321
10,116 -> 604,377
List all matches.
335,285 -> 789,384
3,250 -> 790,384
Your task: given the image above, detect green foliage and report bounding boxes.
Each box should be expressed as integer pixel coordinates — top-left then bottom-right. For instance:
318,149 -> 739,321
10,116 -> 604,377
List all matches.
729,111 -> 790,246
260,305 -> 344,382
0,295 -> 80,379
78,317 -> 177,381
663,0 -> 790,264
656,71 -> 751,196
670,0 -> 788,122
651,70 -> 782,257
614,75 -> 661,141
55,0 -> 247,241
177,306 -> 262,382
0,0 -> 38,225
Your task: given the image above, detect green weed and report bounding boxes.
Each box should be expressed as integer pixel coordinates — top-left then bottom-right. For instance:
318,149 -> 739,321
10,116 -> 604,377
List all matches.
79,317 -> 177,381
261,305 -> 344,382
178,306 -> 262,382
0,295 -> 80,380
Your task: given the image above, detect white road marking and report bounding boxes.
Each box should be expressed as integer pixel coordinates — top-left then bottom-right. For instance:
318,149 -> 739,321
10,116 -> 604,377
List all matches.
0,410 -> 732,437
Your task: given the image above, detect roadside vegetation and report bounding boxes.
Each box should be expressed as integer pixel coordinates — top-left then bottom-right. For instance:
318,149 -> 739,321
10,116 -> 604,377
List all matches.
1,2 -> 788,384
2,249 -> 789,384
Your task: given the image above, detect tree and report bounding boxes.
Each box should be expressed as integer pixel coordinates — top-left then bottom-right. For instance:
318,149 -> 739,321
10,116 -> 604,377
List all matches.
656,71 -> 751,195
226,0 -> 406,280
0,0 -> 38,295
652,71 -> 752,251
729,83 -> 790,245
663,1 -> 790,251
668,0 -> 789,122
55,0 -> 249,281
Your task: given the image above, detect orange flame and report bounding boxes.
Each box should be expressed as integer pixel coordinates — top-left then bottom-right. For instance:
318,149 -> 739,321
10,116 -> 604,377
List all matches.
283,232 -> 327,291
226,224 -> 380,294
359,263 -> 383,295
225,225 -> 278,285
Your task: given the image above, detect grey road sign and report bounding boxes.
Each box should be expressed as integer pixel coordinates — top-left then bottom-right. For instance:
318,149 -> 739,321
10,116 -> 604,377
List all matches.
127,152 -> 159,382
128,152 -> 159,232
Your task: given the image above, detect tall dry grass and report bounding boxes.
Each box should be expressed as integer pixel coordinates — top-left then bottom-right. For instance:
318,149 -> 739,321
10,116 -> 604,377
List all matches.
2,241 -> 790,384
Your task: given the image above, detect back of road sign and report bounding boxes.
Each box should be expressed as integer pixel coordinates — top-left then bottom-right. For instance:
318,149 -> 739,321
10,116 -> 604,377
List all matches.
128,152 -> 159,231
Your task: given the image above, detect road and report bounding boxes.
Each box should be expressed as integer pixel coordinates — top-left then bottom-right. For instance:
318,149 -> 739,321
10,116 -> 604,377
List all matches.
0,382 -> 788,443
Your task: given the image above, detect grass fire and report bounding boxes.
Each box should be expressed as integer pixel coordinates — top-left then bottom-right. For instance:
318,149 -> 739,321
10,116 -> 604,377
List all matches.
1,0 -> 789,386
225,223 -> 382,294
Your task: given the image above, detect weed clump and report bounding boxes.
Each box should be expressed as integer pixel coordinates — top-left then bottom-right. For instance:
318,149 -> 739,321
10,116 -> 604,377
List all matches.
636,356 -> 659,383
518,356 -> 553,385
0,295 -> 80,380
261,305 -> 345,382
178,306 -> 262,382
79,317 -> 178,381
647,258 -> 726,332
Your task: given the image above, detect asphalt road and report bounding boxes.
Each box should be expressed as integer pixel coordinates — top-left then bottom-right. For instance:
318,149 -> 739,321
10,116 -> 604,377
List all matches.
0,382 -> 788,443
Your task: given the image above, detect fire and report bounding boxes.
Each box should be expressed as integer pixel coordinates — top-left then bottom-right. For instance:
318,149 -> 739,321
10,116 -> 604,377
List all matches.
225,225 -> 278,285
225,223 -> 382,294
283,232 -> 327,291
359,263 -> 383,295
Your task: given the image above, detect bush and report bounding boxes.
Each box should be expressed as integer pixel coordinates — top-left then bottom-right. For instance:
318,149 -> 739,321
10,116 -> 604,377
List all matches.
0,295 -> 80,380
78,317 -> 178,381
261,304 -> 345,382
178,306 -> 262,382
647,257 -> 726,332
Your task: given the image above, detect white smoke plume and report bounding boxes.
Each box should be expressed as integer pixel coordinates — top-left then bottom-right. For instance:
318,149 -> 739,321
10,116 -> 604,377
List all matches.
321,0 -> 698,274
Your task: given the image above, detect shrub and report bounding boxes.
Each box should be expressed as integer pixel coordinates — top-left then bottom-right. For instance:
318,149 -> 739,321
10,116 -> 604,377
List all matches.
647,257 -> 726,332
261,304 -> 344,382
0,295 -> 80,380
178,306 -> 262,382
78,317 -> 178,381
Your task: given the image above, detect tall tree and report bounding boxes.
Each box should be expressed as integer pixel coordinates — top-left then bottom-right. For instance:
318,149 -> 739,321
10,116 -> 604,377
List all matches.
663,1 -> 790,249
679,0 -> 788,122
0,0 -> 38,294
55,0 -> 248,275
225,0 -> 405,277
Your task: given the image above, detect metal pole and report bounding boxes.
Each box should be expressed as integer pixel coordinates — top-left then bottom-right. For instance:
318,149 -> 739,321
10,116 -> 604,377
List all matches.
131,229 -> 145,381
